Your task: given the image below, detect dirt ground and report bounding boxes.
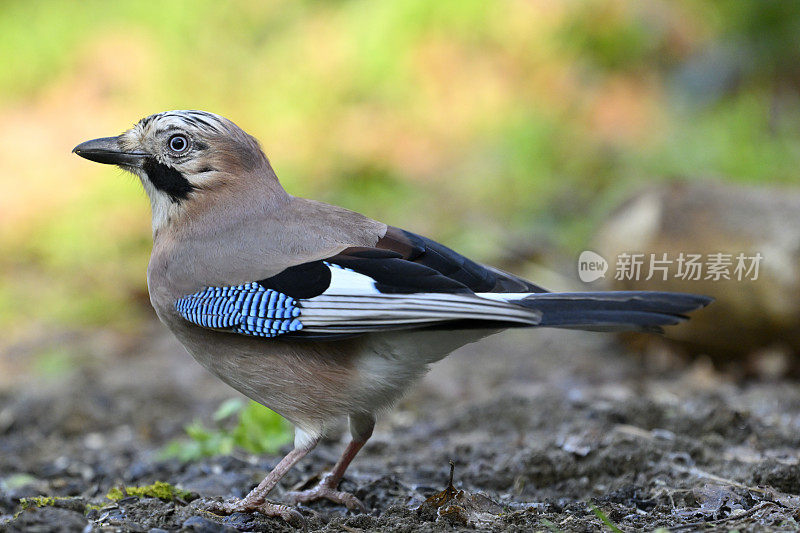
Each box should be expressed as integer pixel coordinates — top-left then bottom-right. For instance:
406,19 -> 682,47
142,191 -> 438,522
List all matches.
2,322 -> 800,532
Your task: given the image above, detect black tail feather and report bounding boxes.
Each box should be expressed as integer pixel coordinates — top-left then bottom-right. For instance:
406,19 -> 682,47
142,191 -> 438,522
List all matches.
512,291 -> 712,332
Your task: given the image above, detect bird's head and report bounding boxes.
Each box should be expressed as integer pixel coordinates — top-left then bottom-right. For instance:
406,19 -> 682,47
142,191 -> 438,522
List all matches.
73,110 -> 280,232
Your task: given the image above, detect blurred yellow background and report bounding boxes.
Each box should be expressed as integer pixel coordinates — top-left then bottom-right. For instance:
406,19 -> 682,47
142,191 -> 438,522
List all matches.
2,0 -> 799,366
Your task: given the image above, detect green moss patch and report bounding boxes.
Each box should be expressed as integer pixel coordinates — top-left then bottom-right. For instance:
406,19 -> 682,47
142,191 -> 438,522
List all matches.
17,481 -> 192,519
105,481 -> 192,502
20,496 -> 62,510
19,496 -> 86,513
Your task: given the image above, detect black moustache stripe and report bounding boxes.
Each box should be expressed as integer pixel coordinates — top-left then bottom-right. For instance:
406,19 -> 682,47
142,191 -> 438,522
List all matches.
142,158 -> 195,202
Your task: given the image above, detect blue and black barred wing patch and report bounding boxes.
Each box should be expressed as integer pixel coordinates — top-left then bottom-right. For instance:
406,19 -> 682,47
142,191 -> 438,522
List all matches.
175,282 -> 303,338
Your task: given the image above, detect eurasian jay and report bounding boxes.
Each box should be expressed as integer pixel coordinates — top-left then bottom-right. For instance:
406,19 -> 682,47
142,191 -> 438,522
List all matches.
73,110 -> 711,524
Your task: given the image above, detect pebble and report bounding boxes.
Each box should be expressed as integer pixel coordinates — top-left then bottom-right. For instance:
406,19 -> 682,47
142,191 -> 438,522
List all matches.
182,515 -> 239,533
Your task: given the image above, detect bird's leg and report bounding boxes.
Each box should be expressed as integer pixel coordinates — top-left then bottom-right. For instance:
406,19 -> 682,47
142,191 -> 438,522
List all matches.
202,430 -> 319,526
286,413 -> 374,511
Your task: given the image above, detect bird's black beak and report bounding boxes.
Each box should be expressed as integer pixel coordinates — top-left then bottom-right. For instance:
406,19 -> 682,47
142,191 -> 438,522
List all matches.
72,136 -> 148,166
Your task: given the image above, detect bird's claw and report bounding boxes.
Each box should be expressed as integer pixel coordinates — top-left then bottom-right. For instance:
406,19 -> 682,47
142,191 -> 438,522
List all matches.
198,497 -> 305,527
285,478 -> 365,512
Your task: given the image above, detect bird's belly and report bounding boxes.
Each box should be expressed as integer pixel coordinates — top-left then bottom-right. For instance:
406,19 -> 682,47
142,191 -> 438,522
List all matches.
168,322 -> 365,434
346,328 -> 500,414
160,304 -> 498,434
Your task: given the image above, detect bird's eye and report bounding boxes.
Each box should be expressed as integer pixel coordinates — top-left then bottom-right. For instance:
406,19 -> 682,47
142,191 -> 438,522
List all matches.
168,134 -> 190,154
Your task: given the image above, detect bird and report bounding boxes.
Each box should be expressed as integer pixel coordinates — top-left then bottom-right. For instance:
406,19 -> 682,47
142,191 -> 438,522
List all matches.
73,110 -> 711,525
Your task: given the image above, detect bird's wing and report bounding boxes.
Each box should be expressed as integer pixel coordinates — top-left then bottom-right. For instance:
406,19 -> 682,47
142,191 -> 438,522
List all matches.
366,226 -> 549,294
174,226 -> 544,339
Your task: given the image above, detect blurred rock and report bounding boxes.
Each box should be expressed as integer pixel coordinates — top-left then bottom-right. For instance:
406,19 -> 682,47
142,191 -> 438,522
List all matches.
593,180 -> 800,369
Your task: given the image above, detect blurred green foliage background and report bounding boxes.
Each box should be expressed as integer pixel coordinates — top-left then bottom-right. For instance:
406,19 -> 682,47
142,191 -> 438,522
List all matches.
2,0 -> 800,358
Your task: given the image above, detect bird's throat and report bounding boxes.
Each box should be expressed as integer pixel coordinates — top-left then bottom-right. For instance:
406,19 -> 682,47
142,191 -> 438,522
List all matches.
142,158 -> 196,202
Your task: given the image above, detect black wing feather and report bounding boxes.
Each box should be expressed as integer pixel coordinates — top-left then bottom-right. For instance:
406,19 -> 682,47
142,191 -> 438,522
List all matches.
327,248 -> 473,294
258,261 -> 331,299
373,227 -> 548,293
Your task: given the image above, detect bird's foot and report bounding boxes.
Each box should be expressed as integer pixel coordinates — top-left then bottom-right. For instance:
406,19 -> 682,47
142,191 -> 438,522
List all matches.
285,474 -> 365,511
199,497 -> 304,527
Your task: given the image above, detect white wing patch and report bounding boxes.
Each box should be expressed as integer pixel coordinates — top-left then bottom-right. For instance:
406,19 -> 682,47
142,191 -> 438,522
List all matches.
323,263 -> 381,294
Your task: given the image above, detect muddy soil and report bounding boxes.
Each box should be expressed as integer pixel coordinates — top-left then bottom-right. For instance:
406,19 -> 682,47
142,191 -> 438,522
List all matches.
2,323 -> 800,532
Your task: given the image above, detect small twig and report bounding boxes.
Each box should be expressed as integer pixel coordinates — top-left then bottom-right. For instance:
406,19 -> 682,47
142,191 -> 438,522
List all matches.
672,465 -> 769,495
613,424 -> 771,496
670,501 -> 778,531
448,460 -> 455,488
614,424 -> 656,441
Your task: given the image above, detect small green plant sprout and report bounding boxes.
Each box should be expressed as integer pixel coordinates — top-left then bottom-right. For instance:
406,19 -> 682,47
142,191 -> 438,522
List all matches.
161,398 -> 293,461
589,503 -> 624,533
